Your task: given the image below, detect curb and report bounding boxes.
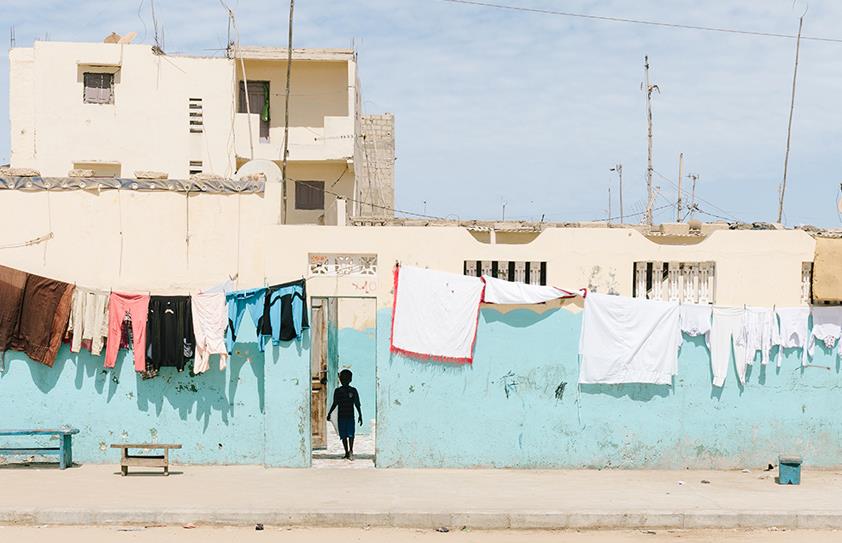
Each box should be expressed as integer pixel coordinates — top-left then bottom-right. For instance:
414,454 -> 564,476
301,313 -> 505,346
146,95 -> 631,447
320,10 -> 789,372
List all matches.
1,509 -> 841,529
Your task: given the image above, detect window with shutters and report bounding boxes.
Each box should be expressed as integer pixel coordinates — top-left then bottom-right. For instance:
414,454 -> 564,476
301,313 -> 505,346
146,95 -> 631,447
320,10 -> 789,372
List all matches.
633,261 -> 716,303
83,72 -> 114,104
189,161 -> 203,176
464,260 -> 547,285
295,180 -> 325,210
802,262 -> 813,304
189,98 -> 204,133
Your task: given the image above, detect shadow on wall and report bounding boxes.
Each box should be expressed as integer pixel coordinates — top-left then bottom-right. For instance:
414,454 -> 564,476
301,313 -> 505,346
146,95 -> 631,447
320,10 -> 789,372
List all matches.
5,342 -> 266,433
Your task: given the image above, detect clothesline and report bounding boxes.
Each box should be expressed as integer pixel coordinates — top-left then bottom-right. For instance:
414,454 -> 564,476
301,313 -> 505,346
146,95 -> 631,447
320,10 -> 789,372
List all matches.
0,263 -> 309,376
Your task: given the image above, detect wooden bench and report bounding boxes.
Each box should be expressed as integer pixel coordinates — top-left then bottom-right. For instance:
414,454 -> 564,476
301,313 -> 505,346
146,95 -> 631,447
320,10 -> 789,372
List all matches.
0,428 -> 79,469
111,443 -> 181,476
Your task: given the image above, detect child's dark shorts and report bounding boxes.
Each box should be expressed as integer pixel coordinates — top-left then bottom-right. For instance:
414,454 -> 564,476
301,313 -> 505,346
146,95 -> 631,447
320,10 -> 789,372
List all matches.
338,417 -> 356,439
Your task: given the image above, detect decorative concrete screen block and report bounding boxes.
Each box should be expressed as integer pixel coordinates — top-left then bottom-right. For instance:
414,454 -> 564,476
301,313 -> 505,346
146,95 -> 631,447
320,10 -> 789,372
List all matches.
813,237 -> 842,303
68,169 -> 94,178
134,170 -> 169,180
634,261 -> 715,304
309,254 -> 377,276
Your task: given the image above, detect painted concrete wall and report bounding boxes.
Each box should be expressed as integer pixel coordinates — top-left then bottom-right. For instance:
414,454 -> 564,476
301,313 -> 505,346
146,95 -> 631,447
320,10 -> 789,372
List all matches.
0,319 -> 310,467
376,304 -> 842,469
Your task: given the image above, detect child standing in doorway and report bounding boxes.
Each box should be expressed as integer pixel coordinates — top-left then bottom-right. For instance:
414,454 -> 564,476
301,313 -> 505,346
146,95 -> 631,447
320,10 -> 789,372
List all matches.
327,369 -> 363,460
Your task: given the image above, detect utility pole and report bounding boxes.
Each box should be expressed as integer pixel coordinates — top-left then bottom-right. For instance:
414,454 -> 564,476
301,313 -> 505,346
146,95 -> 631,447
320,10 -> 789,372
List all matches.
688,173 -> 699,219
777,15 -> 804,224
608,185 -> 612,224
676,153 -> 684,222
280,0 -> 295,224
643,56 -> 659,227
610,164 -> 623,223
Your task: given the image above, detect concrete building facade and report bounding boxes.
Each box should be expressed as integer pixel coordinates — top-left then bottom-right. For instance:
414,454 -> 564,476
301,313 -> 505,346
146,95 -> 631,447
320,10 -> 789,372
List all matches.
8,40 -> 395,224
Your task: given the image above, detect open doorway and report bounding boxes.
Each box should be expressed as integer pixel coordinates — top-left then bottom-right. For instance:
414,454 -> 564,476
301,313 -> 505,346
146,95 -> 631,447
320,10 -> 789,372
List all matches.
310,297 -> 377,468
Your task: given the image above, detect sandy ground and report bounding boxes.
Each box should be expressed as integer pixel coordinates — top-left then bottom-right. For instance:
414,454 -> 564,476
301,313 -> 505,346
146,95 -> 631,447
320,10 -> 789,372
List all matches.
1,526 -> 839,542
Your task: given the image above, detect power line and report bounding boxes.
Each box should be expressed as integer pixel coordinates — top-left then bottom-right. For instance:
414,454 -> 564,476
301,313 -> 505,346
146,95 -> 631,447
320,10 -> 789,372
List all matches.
590,203 -> 672,223
652,169 -> 741,222
439,0 -> 842,44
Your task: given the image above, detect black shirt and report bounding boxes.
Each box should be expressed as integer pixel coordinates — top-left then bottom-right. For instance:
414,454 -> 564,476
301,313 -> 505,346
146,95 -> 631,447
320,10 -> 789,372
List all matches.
331,385 -> 361,421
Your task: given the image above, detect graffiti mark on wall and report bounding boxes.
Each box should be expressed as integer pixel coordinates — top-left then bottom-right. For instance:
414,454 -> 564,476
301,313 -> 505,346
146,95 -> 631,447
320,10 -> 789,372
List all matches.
351,280 -> 377,294
555,382 -> 567,401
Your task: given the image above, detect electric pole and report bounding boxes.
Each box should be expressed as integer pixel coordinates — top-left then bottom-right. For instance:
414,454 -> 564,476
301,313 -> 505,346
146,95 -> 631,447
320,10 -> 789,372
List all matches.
643,56 -> 658,227
608,185 -> 612,224
610,164 -> 623,224
777,15 -> 804,224
677,153 -> 684,222
281,0 -> 295,224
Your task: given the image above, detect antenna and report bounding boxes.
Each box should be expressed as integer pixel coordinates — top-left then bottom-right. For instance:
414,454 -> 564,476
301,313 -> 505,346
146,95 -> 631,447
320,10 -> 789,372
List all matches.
643,56 -> 659,227
608,184 -> 612,224
9,26 -> 15,48
688,173 -> 699,219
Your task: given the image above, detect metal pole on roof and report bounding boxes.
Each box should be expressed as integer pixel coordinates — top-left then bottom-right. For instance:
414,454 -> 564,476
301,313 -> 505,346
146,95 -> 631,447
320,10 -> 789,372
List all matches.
777,16 -> 804,224
677,153 -> 684,222
281,0 -> 295,225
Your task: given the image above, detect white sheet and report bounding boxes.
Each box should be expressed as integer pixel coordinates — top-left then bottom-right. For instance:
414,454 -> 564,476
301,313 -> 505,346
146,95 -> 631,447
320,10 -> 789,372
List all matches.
578,293 -> 681,385
481,275 -> 580,304
391,266 -> 485,363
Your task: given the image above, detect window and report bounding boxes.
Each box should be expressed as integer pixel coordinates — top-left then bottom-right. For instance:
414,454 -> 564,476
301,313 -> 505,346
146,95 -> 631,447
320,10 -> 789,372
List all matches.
464,260 -> 547,285
238,81 -> 270,142
189,98 -> 204,133
802,262 -> 813,304
295,181 -> 325,210
633,261 -> 715,304
189,161 -> 203,176
83,72 -> 114,104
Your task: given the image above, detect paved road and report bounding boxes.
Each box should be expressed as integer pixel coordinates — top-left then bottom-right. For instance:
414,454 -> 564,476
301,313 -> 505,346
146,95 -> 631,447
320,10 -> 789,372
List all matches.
1,526 -> 839,542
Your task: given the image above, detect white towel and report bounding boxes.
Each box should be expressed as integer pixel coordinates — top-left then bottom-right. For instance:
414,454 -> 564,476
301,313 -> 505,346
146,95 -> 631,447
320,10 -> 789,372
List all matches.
578,293 -> 681,385
481,275 -> 580,304
191,291 -> 230,374
390,266 -> 485,363
679,303 -> 712,348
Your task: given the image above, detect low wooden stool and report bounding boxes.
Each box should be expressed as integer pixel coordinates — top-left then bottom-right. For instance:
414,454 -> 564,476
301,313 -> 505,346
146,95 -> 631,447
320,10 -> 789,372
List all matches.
111,443 -> 181,476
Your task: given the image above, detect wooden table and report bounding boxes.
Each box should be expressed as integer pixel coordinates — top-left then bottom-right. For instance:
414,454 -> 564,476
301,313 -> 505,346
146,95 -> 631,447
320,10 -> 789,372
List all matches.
110,443 -> 181,476
0,428 -> 79,469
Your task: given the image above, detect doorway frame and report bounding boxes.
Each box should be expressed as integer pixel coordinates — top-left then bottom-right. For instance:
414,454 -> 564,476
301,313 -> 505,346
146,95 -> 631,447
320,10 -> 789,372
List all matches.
308,295 -> 378,467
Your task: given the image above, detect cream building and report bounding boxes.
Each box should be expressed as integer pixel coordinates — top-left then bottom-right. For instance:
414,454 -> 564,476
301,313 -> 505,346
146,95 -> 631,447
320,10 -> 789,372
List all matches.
8,39 -> 395,224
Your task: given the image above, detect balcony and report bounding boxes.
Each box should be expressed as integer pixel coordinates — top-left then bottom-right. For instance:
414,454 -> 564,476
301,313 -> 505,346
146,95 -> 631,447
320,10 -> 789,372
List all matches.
234,114 -> 354,162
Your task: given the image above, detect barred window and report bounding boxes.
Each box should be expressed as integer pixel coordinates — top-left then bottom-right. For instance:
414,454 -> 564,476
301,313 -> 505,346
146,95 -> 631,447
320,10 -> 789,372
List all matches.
464,260 -> 546,285
83,72 -> 114,104
633,261 -> 715,304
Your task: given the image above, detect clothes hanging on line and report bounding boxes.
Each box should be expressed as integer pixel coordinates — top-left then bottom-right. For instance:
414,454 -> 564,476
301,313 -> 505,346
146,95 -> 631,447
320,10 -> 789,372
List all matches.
105,292 -> 150,371
679,303 -> 712,348
263,279 -> 309,343
743,306 -> 776,366
67,287 -> 110,356
480,275 -> 580,304
774,307 -> 810,367
0,265 -> 28,372
807,306 -> 842,360
390,266 -> 485,363
146,296 -> 195,372
709,306 -> 748,387
225,287 -> 268,354
578,293 -> 680,385
191,291 -> 229,374
3,269 -> 74,368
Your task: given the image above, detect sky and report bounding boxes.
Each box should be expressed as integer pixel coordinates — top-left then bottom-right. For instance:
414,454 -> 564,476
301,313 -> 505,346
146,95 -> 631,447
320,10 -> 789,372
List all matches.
1,0 -> 841,226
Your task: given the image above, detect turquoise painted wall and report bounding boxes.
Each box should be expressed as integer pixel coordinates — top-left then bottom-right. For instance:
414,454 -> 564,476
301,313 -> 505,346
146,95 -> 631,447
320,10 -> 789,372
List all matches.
376,306 -> 842,469
0,322 -> 310,467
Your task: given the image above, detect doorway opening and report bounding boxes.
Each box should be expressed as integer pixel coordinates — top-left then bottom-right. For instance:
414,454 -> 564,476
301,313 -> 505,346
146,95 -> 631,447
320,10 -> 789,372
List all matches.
310,297 -> 377,468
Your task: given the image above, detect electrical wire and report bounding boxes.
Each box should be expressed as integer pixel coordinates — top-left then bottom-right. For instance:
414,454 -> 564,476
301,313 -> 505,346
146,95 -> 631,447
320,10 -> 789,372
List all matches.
652,169 -> 741,222
292,178 -> 447,220
590,203 -> 672,223
439,0 -> 842,44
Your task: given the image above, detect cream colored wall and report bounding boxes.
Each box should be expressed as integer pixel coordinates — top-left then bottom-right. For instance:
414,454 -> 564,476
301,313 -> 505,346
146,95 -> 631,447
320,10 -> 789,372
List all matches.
10,42 -> 236,179
284,161 -> 354,225
0,187 -> 815,309
233,59 -> 354,162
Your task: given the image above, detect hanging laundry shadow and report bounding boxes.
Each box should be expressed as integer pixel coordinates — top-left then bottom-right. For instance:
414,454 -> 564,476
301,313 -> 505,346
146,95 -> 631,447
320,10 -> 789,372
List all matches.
578,382 -> 671,401
19,353 -> 65,393
227,347 -> 265,415
480,307 -> 561,328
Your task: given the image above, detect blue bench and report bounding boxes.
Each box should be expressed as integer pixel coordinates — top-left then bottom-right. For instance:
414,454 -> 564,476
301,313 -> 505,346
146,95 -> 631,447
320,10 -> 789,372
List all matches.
0,428 -> 79,469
